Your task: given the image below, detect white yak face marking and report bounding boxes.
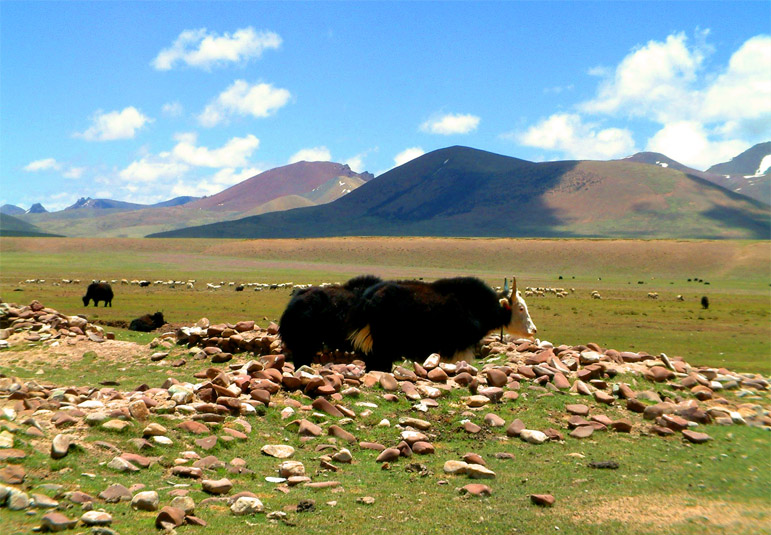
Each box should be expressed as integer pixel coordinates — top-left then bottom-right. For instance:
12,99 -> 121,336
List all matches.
504,290 -> 537,340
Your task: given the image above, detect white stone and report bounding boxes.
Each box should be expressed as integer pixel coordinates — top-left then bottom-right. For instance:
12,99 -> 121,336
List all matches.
520,429 -> 549,445
231,496 -> 264,515
261,444 -> 295,459
442,460 -> 469,475
466,463 -> 496,479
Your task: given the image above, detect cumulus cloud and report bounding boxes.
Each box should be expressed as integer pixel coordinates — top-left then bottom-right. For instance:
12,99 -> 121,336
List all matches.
152,27 -> 281,70
701,35 -> 771,136
119,156 -> 189,183
288,146 -> 331,163
77,107 -> 152,141
512,32 -> 770,168
171,132 -> 260,168
645,121 -> 748,170
515,113 -> 636,160
24,158 -> 61,172
580,32 -> 705,123
394,147 -> 425,167
198,80 -> 291,127
420,113 -> 480,135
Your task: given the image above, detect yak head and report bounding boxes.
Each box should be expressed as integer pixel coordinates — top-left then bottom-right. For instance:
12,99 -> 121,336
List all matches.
500,277 -> 537,340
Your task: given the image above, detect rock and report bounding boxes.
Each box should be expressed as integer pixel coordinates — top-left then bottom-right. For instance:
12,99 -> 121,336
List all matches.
332,448 -> 353,463
552,372 -> 571,390
278,460 -> 306,478
0,464 -> 25,484
131,490 -> 160,511
170,495 -> 196,514
466,463 -> 496,479
155,506 -> 186,529
506,419 -> 525,437
566,404 -> 590,416
411,442 -> 435,455
80,511 -> 113,526
202,478 -> 233,495
466,395 -> 491,407
461,484 -> 492,497
231,496 -> 264,515
520,429 -> 549,444
107,456 -> 139,473
41,511 -> 78,531
463,421 -> 482,433
376,448 -> 400,463
98,484 -> 131,503
297,419 -> 323,437
443,460 -> 469,475
51,434 -> 73,459
682,430 -> 713,444
128,399 -> 150,420
569,426 -> 594,439
328,424 -> 357,443
171,466 -> 203,479
379,374 -> 398,391
588,460 -> 619,469
102,419 -> 131,432
593,391 -> 615,405
7,488 -> 30,510
312,397 -> 344,417
530,494 -> 555,507
179,420 -> 209,434
610,419 -> 634,433
195,436 -> 218,450
142,423 -> 167,437
483,413 -> 506,427
262,444 -> 295,459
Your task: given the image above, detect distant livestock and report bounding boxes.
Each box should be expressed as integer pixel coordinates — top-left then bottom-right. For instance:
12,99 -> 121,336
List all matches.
279,275 -> 383,368
82,282 -> 113,307
701,296 -> 710,310
129,312 -> 166,332
349,277 -> 537,372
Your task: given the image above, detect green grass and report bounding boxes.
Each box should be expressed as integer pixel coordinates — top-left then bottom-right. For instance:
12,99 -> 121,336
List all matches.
0,237 -> 769,533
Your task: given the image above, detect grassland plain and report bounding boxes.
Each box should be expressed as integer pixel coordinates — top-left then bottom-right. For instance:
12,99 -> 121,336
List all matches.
1,237 -> 769,371
0,237 -> 769,534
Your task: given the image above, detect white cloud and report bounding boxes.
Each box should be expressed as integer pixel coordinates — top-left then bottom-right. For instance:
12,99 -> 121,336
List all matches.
198,80 -> 291,127
77,107 -> 152,141
162,101 -> 184,117
645,121 -> 748,170
289,146 -> 331,163
24,158 -> 61,172
581,32 -> 705,123
515,113 -> 636,160
420,113 -> 480,135
171,133 -> 260,168
63,167 -> 85,179
119,155 -> 189,183
702,35 -> 771,135
394,147 -> 425,167
152,27 -> 281,71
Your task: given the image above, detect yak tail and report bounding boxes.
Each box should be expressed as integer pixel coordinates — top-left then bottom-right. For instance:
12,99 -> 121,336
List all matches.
349,325 -> 374,354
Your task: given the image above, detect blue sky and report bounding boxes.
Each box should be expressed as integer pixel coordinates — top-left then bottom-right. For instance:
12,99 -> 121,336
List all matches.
2,1 -> 769,211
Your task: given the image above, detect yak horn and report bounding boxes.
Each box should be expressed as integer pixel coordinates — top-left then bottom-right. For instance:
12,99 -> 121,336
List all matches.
511,276 -> 517,300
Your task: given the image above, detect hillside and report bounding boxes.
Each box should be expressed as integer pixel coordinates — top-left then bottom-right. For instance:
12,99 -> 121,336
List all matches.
704,142 -> 771,205
0,213 -> 61,237
186,161 -> 372,212
18,162 -> 371,237
150,146 -> 770,240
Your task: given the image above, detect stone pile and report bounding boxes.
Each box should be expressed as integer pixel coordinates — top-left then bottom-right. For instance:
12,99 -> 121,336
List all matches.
0,300 -> 111,348
0,300 -> 769,531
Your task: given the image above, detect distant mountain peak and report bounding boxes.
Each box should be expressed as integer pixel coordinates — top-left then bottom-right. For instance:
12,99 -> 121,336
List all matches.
26,203 -> 48,214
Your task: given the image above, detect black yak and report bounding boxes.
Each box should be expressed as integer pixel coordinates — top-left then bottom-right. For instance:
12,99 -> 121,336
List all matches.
279,275 -> 382,368
129,312 -> 166,332
701,296 -> 709,309
348,277 -> 537,372
82,282 -> 113,307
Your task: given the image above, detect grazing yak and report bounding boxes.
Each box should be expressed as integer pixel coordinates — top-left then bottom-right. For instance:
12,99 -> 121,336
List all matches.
82,282 -> 113,307
129,312 -> 166,332
349,276 -> 537,372
279,275 -> 383,368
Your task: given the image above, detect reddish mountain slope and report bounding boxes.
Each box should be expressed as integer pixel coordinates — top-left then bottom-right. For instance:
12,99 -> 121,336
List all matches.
187,161 -> 373,212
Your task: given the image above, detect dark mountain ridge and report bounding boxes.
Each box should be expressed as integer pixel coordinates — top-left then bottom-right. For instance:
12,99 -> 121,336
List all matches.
150,146 -> 769,240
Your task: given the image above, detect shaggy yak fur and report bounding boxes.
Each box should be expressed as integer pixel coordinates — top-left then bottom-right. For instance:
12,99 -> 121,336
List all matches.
348,277 -> 536,372
82,282 -> 113,307
279,275 -> 382,368
129,312 -> 166,332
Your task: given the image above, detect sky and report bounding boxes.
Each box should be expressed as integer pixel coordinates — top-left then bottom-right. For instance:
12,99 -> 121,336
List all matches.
1,1 -> 770,211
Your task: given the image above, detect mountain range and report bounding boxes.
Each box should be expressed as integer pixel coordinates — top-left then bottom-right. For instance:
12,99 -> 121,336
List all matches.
3,143 -> 769,240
